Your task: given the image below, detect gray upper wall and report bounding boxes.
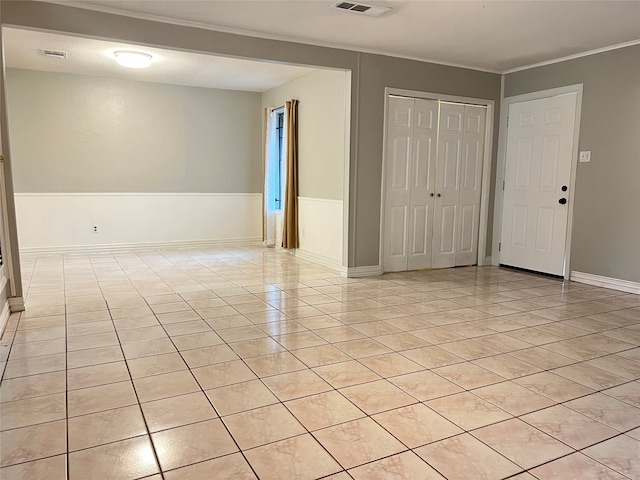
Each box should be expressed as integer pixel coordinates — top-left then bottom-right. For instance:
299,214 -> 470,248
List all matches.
356,54 -> 501,264
505,45 -> 640,283
6,69 -> 262,193
0,1 -> 502,268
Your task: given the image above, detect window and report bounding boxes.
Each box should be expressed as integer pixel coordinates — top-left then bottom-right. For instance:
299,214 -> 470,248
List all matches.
273,108 -> 285,211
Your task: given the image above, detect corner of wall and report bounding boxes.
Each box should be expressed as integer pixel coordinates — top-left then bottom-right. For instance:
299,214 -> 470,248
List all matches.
347,265 -> 382,278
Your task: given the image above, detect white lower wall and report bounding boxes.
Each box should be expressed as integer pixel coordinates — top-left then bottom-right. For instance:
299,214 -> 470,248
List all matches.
297,197 -> 343,269
15,193 -> 262,251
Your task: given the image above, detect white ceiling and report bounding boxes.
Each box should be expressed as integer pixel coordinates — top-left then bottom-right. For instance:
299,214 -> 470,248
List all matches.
2,28 -> 316,92
54,0 -> 640,73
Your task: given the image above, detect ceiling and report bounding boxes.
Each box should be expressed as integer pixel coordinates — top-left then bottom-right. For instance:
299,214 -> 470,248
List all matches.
3,28 -> 316,92
52,0 -> 640,73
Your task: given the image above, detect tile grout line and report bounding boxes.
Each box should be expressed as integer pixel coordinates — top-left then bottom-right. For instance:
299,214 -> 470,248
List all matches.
4,248 -> 638,479
89,253 -> 167,480
139,278 -> 262,480
63,255 -> 70,480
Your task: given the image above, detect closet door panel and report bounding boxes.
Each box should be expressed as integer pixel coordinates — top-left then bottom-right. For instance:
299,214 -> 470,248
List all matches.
383,97 -> 414,271
407,99 -> 438,270
432,103 -> 464,268
456,105 -> 486,266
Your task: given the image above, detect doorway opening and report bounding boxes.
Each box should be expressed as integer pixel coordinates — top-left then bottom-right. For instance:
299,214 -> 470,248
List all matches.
3,27 -> 351,273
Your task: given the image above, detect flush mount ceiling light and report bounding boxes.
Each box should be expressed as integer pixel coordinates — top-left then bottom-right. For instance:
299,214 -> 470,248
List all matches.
114,50 -> 153,68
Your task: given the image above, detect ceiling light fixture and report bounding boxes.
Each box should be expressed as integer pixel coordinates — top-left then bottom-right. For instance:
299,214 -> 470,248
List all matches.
114,50 -> 153,69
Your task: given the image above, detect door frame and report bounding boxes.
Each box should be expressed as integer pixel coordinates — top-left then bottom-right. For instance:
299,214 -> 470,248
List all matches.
492,83 -> 583,279
0,25 -> 24,312
379,87 -> 495,272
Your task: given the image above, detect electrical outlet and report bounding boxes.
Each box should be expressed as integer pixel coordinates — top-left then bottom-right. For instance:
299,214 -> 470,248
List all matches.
92,224 -> 99,233
579,151 -> 591,163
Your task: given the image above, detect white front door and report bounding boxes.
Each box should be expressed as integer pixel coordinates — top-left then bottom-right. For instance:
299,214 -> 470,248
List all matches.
500,93 -> 578,276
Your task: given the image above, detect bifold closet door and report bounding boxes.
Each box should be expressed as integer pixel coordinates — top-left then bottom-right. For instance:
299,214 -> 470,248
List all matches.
384,97 -> 485,272
431,103 -> 486,268
383,97 -> 438,272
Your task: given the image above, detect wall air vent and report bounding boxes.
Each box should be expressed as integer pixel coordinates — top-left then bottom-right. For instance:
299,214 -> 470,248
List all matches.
332,1 -> 391,17
42,50 -> 68,59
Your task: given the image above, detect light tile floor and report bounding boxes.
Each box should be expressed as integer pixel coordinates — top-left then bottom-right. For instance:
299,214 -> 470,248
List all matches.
1,245 -> 639,479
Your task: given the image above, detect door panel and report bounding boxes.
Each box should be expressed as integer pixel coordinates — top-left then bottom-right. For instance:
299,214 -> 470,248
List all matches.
500,93 -> 577,276
540,136 -> 559,190
390,137 -> 410,189
389,206 -> 408,256
535,207 -> 554,252
459,204 -> 476,253
413,138 -> 432,189
437,205 -> 457,254
383,97 -> 414,272
456,105 -> 486,266
432,103 -> 463,268
407,99 -> 438,270
442,140 -> 460,189
410,205 -> 428,256
511,206 -> 528,247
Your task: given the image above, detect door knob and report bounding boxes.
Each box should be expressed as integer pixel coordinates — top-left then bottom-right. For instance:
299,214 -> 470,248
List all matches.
430,193 -> 434,197
559,198 -> 567,205
437,193 -> 442,197
561,185 -> 568,192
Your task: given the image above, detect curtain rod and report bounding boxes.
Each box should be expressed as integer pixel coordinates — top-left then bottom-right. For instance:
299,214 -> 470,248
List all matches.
270,100 -> 299,112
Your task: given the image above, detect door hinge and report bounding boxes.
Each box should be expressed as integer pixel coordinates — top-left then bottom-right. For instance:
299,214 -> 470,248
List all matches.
498,242 -> 501,252
502,180 -> 505,190
506,116 -> 509,127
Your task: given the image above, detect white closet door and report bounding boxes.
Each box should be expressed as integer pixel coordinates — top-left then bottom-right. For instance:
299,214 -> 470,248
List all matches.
383,97 -> 414,272
455,105 -> 486,266
432,102 -> 464,268
407,99 -> 438,270
500,93 -> 577,276
383,97 -> 486,273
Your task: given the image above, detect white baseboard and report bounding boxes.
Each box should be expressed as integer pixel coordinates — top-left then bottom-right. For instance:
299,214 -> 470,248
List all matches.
484,256 -> 492,266
294,249 -> 347,275
8,297 -> 25,312
570,271 -> 640,295
20,238 -> 261,255
347,265 -> 383,278
0,301 -> 11,338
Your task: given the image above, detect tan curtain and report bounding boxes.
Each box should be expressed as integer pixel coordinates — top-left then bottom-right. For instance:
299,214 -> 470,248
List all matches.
282,99 -> 299,249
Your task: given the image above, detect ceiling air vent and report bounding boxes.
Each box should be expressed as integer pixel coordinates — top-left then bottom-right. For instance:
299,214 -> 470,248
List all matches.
42,50 -> 68,59
332,2 -> 391,17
